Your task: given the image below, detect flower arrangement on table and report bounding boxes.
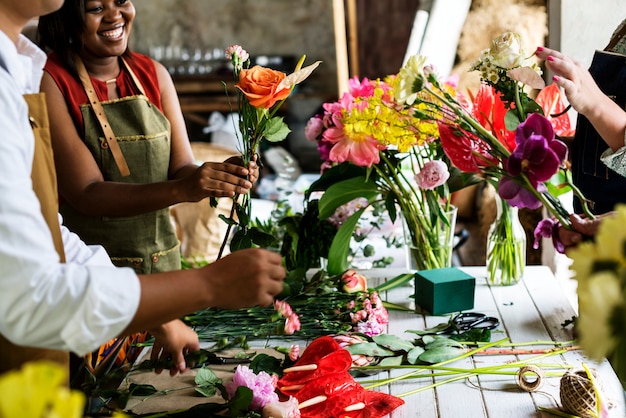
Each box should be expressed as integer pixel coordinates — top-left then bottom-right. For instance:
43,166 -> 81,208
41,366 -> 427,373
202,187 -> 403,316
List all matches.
304,72 -> 480,274
214,45 -> 320,257
384,32 -> 593,283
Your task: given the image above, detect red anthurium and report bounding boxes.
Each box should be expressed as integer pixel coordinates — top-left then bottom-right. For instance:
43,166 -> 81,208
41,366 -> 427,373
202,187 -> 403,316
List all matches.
535,83 -> 575,137
472,84 -> 516,152
438,122 -> 498,173
278,336 -> 405,418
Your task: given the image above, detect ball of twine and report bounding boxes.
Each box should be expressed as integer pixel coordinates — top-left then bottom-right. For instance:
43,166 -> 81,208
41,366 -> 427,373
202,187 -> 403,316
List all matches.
516,365 -> 545,392
559,369 -> 602,418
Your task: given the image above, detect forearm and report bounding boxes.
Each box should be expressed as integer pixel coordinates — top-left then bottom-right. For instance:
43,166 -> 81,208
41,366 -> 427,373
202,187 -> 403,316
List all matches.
67,179 -> 187,217
582,93 -> 626,151
121,269 -> 211,335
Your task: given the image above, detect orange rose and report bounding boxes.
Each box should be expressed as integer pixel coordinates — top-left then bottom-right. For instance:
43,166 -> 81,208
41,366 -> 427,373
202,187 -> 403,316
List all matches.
236,65 -> 291,109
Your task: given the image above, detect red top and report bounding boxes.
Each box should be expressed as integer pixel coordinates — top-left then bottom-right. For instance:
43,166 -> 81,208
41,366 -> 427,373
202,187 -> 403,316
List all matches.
43,51 -> 163,135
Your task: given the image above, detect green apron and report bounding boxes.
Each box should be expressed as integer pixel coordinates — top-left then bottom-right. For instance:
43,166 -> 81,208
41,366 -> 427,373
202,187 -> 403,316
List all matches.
60,58 -> 180,274
0,93 -> 69,377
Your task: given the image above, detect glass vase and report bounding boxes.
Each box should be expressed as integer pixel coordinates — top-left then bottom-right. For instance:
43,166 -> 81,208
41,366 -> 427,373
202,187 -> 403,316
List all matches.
404,205 -> 458,271
486,197 -> 526,285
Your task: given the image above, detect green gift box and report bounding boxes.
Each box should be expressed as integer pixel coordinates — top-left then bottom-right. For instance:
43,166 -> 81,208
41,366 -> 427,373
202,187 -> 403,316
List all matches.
414,267 -> 475,315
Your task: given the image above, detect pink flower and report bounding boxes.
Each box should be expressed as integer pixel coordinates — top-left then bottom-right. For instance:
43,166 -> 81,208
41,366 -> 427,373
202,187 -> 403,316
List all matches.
224,365 -> 279,410
341,269 -> 368,293
327,132 -> 384,167
533,217 -> 565,253
415,160 -> 450,190
261,396 -> 301,418
288,344 -> 300,361
305,116 -> 324,141
284,313 -> 301,335
274,300 -> 293,317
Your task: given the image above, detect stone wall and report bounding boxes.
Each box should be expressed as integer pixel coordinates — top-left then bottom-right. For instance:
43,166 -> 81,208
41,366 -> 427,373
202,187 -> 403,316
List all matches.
129,0 -> 338,96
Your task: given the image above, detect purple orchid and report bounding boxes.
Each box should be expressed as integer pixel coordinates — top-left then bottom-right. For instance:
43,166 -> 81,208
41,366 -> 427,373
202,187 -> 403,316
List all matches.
499,113 -> 568,209
533,217 -> 565,253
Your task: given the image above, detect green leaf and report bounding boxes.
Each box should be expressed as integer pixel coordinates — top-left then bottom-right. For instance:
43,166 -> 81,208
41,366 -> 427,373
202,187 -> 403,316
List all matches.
372,334 -> 415,352
230,228 -> 253,251
218,214 -> 238,226
195,385 -> 219,397
128,383 -> 159,396
374,273 -> 414,292
226,386 -> 254,417
327,208 -> 365,274
250,353 -> 283,376
345,342 -> 395,357
378,355 -> 404,366
306,163 -> 368,199
407,346 -> 425,364
418,345 -> 466,364
248,227 -> 278,248
195,367 -> 222,386
263,116 -> 291,142
424,337 -> 464,350
318,177 -> 379,219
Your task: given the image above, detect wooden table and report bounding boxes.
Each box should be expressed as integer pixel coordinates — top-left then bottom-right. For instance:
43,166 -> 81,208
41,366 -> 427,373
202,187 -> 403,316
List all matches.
124,265 -> 625,417
373,265 -> 625,418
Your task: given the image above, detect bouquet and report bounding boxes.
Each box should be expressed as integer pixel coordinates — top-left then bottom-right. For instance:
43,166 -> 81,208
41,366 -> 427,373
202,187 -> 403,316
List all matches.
305,74 -> 479,274
392,32 -> 593,267
568,204 -> 626,389
216,45 -> 320,257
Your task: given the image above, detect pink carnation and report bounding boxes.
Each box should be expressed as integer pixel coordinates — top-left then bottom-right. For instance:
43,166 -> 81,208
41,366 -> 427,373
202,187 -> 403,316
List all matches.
274,300 -> 293,317
284,313 -> 301,335
224,365 -> 279,411
305,116 -> 324,141
415,160 -> 450,189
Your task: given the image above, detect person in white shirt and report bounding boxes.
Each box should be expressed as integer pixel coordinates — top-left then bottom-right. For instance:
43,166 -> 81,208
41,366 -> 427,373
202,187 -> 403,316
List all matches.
0,0 -> 285,376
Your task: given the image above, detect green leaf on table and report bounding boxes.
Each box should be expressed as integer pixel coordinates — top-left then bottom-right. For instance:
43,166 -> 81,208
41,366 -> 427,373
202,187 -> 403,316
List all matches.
372,334 -> 415,352
128,383 -> 159,397
379,355 -> 404,366
195,366 -> 222,387
346,342 -> 395,357
263,116 -> 291,142
318,176 -> 379,219
195,385 -> 219,398
406,346 -> 426,364
418,345 -> 466,364
250,353 -> 282,376
424,337 -> 464,350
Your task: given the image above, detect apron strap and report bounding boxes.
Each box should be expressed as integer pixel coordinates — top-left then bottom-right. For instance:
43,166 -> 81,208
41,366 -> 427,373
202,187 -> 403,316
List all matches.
120,56 -> 147,97
74,55 -> 131,177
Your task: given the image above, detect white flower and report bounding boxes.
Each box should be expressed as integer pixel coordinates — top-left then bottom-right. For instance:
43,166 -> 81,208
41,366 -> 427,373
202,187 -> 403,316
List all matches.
394,54 -> 429,105
488,32 -> 527,69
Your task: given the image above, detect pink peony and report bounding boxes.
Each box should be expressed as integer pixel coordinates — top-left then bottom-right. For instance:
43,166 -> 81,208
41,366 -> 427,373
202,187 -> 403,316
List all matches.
224,365 -> 279,410
415,160 -> 450,190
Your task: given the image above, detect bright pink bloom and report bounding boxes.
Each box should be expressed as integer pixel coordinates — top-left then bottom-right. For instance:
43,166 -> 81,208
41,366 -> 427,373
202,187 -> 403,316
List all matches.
415,160 -> 450,189
224,365 -> 279,410
498,176 -> 544,210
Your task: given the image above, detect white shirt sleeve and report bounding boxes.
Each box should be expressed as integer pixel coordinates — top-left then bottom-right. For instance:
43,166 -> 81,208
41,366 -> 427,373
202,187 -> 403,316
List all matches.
0,67 -> 140,356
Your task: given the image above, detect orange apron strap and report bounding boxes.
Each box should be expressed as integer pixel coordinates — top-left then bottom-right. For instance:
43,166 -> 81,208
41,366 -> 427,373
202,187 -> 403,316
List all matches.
74,56 -> 131,177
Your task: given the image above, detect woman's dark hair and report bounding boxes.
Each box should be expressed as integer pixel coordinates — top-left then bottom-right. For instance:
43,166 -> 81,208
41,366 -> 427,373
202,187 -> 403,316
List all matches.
37,0 -> 85,77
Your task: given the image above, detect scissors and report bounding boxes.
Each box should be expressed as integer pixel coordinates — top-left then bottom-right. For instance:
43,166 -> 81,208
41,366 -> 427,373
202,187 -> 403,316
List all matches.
438,312 -> 499,334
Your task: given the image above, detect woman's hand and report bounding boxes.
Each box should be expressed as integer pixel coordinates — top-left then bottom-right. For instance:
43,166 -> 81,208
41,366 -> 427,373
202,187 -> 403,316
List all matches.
149,319 -> 200,376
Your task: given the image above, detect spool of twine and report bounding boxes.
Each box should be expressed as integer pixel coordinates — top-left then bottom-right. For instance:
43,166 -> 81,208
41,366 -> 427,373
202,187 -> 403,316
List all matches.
559,369 -> 602,418
516,365 -> 545,392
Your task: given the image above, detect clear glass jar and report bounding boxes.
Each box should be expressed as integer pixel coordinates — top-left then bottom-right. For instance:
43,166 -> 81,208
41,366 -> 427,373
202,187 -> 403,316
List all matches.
486,197 -> 526,285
